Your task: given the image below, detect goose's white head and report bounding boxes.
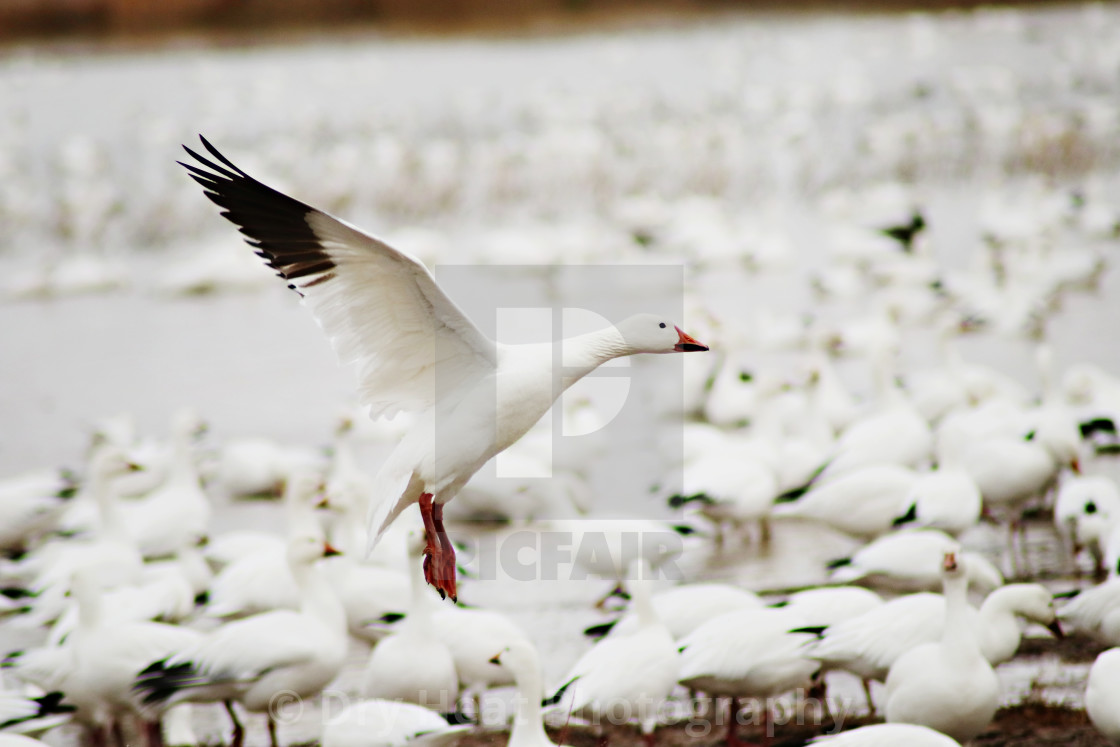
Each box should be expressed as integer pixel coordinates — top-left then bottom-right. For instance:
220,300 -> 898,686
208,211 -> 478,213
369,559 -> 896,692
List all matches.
616,314 -> 709,355
286,533 -> 341,567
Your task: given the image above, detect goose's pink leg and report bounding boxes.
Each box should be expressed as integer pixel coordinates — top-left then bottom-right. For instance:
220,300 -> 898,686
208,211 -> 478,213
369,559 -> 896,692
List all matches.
418,493 -> 442,591
432,501 -> 457,602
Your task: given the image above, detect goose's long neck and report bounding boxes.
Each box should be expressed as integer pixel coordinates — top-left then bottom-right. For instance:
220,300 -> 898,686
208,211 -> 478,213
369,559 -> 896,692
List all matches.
166,430 -> 198,486
630,576 -> 659,630
560,327 -> 630,388
292,558 -> 346,633
71,571 -> 103,630
92,466 -> 128,544
510,651 -> 549,747
942,570 -> 981,663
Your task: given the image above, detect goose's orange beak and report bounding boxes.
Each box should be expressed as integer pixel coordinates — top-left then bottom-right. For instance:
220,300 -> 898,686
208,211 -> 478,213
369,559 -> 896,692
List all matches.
674,326 -> 709,352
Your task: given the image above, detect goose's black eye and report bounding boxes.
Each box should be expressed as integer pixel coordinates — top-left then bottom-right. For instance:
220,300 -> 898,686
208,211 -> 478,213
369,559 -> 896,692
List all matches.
659,322 -> 666,328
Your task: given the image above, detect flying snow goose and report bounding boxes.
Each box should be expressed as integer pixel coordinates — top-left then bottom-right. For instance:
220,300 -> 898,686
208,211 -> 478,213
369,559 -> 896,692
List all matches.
545,561 -> 680,746
180,136 -> 709,601
322,699 -> 470,747
1086,647 -> 1120,743
134,535 -> 349,747
883,552 -> 999,742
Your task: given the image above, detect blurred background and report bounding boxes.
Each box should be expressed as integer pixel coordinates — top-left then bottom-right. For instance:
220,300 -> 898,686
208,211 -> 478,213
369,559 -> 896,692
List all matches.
1,0 -> 1119,482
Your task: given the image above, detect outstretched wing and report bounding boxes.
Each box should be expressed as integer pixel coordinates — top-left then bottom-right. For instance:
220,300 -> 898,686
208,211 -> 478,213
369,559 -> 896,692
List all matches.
180,136 -> 496,418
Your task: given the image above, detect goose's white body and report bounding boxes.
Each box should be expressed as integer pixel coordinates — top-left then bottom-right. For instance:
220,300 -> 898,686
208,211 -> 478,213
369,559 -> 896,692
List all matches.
1086,648 -> 1120,743
895,468 -> 983,537
811,723 -> 961,746
809,583 -> 1058,681
604,583 -> 763,640
136,536 -> 349,716
360,538 -> 458,711
828,528 -> 1003,593
1058,579 -> 1120,645
432,606 -> 530,696
489,641 -> 556,747
548,566 -> 680,738
678,608 -> 819,699
773,465 -> 918,539
0,471 -> 72,552
322,699 -> 469,747
777,586 -> 883,628
883,555 -> 999,742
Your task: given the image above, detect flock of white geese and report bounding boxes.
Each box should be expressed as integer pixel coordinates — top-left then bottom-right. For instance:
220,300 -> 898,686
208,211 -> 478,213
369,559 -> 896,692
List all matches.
3,176 -> 1120,747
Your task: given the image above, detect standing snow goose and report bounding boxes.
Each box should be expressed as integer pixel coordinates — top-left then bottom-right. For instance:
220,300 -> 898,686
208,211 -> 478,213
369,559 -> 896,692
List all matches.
827,527 -> 1003,593
883,552 -> 999,742
360,533 -> 458,713
180,136 -> 709,601
810,723 -> 961,746
121,408 -> 212,559
545,561 -> 680,747
1057,578 -> 1120,645
47,568 -> 204,747
134,535 -> 349,747
1086,647 -> 1120,743
586,582 -> 762,641
322,699 -> 470,747
677,607 -> 821,745
772,464 -> 919,540
488,640 -> 556,747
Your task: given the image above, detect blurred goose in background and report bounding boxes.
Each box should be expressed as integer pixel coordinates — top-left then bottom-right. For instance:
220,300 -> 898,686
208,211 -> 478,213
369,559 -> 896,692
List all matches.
360,532 -> 458,712
0,470 -> 76,555
1053,474 -> 1120,576
890,464 -> 983,538
203,469 -> 327,618
827,527 -> 1003,593
678,607 -> 820,745
7,447 -> 146,626
134,535 -> 348,747
669,440 -> 779,546
772,586 -> 883,628
545,561 -> 679,747
883,552 -> 999,741
586,582 -> 763,641
772,464 -> 918,540
431,605 -> 531,718
322,699 -> 470,747
811,723 -> 961,746
13,568 -> 203,747
488,640 -> 555,747
121,408 -> 212,559
806,580 -> 1058,710
815,349 -> 931,480
1086,647 -> 1120,744
1057,578 -> 1120,645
